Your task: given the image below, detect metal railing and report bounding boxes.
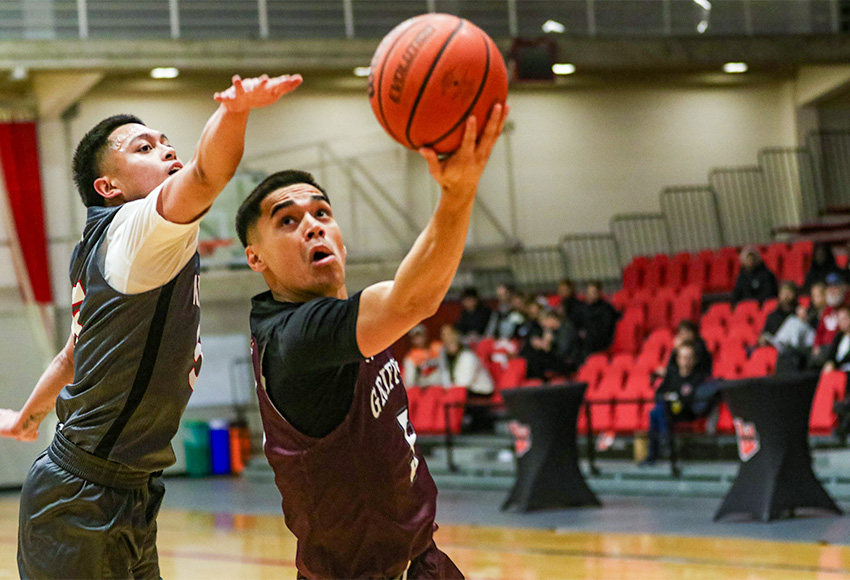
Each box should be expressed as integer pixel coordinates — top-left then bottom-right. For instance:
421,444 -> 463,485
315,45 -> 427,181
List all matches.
507,245 -> 568,293
0,0 -> 844,41
709,166 -> 772,246
660,185 -> 723,252
610,213 -> 671,267
559,233 -> 621,283
807,130 -> 850,213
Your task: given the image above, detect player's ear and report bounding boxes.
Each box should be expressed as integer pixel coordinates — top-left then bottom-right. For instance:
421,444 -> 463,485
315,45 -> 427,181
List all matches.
93,176 -> 123,201
245,245 -> 266,273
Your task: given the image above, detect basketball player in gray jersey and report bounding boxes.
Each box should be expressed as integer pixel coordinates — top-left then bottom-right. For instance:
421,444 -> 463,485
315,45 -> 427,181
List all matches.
0,73 -> 301,579
237,103 -> 507,579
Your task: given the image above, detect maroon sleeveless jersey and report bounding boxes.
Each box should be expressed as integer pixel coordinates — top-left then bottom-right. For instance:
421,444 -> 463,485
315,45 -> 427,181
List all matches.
252,339 -> 438,579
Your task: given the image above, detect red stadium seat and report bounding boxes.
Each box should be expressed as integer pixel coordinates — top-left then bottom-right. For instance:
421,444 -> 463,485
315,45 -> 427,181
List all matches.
614,370 -> 655,432
406,386 -> 422,427
587,370 -> 623,431
783,242 -> 812,286
763,243 -> 787,278
726,323 -> 759,350
686,251 -> 712,290
741,346 -> 778,378
639,328 -> 674,368
644,254 -> 669,291
708,251 -> 736,292
700,323 -> 726,357
713,348 -> 745,380
609,353 -> 634,380
667,253 -> 690,291
498,357 -> 527,391
623,257 -> 650,292
702,302 -> 733,329
412,387 -> 442,434
611,306 -> 645,355
576,353 -> 608,391
611,289 -> 631,312
441,387 -> 468,435
671,284 -> 702,327
646,287 -> 676,331
811,371 -> 846,434
630,288 -> 654,320
732,300 -> 761,329
837,253 -> 850,269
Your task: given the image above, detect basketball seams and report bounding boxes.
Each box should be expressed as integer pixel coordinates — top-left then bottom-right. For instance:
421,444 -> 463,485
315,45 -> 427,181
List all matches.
376,21 -> 422,145
424,29 -> 493,151
404,16 -> 465,149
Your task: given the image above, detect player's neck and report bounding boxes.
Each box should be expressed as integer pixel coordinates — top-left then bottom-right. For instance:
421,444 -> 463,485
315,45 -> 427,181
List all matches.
270,285 -> 347,303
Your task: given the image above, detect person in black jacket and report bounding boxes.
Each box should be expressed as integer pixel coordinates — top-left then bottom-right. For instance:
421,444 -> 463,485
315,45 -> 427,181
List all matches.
661,320 -> 712,378
579,280 -> 620,355
642,342 -> 711,466
454,286 -> 492,341
804,243 -> 842,291
732,246 -> 778,304
555,278 -> 585,326
824,306 -> 850,441
759,280 -> 798,344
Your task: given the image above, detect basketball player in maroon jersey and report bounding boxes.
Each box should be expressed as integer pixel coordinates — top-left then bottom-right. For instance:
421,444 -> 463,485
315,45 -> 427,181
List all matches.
234,104 -> 507,579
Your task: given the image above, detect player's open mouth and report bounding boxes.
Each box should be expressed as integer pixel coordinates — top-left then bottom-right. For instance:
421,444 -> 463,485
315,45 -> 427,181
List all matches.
168,163 -> 183,175
310,248 -> 335,265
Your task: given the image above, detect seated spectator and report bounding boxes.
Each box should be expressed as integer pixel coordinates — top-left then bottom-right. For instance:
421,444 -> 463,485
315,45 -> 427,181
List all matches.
579,281 -> 620,355
660,320 -> 712,378
555,278 -> 585,326
485,284 -> 525,340
520,309 -> 576,379
804,243 -> 842,291
807,282 -> 827,329
770,303 -> 815,373
812,273 -> 849,366
401,325 -> 440,387
759,281 -> 798,344
822,306 -> 850,374
642,342 -> 714,466
732,246 -> 778,304
454,286 -> 492,342
435,325 -> 496,433
517,296 -> 543,341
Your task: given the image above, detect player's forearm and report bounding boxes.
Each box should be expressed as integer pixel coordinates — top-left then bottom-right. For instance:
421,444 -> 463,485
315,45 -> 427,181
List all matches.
186,105 -> 250,199
390,192 -> 475,319
18,345 -> 75,430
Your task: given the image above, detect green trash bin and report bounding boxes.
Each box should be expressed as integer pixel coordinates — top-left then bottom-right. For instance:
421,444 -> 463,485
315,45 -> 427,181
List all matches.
184,420 -> 212,477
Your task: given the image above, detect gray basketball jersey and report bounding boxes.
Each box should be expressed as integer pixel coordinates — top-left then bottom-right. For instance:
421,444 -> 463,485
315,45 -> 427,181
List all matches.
56,205 -> 202,472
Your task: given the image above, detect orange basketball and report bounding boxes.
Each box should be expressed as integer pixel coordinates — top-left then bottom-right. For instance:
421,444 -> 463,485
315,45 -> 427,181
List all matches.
368,13 -> 508,154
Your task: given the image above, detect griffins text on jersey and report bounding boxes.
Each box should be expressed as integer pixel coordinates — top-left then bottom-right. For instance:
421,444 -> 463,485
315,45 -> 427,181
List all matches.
370,357 -> 403,419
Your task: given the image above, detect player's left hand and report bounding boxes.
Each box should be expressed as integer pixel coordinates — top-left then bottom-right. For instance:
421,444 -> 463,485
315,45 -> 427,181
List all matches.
0,409 -> 40,442
214,74 -> 303,113
419,103 -> 509,202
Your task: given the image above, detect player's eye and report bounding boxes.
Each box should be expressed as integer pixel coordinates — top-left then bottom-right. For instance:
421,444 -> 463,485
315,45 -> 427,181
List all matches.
281,216 -> 295,226
317,209 -> 331,218
138,144 -> 152,152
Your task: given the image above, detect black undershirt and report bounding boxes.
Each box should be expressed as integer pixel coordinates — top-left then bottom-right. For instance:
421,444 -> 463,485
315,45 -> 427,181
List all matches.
250,291 -> 364,438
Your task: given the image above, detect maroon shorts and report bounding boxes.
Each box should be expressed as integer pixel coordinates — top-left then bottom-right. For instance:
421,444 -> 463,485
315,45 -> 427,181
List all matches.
295,539 -> 463,580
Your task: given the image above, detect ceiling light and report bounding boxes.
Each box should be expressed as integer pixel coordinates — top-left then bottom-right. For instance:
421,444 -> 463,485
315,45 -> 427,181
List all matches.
693,0 -> 711,10
552,63 -> 576,75
723,62 -> 748,74
542,20 -> 566,34
150,67 -> 179,79
697,19 -> 709,33
353,66 -> 370,78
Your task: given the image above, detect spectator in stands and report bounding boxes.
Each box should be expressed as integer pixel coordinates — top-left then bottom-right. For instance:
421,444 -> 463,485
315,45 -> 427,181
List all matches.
401,325 -> 440,387
485,283 -> 524,339
642,342 -> 713,466
435,325 -> 495,433
517,296 -> 543,341
822,306 -> 850,374
732,246 -> 778,304
520,309 -> 575,380
555,278 -> 585,326
454,286 -> 491,342
579,281 -> 620,355
770,302 -> 815,373
759,281 -> 798,344
661,320 -> 712,378
804,243 -> 842,291
812,273 -> 849,366
807,282 -> 827,329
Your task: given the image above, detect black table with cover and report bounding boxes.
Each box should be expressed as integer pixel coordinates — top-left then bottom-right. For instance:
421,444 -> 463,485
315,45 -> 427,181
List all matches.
714,371 -> 843,522
501,382 -> 601,512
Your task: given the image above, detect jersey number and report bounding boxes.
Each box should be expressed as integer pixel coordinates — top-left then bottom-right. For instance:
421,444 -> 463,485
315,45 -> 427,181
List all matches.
396,408 -> 419,484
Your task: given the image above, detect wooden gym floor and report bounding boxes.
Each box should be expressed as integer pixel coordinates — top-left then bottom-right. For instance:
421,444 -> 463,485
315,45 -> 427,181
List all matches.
1,481 -> 849,580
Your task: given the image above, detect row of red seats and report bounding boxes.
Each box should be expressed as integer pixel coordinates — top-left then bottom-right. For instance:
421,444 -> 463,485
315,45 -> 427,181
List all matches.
612,284 -> 702,334
574,347 -> 845,435
622,241 -> 814,294
406,386 -> 467,435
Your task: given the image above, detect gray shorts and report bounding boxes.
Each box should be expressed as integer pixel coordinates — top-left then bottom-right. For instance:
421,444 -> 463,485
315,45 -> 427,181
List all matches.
18,438 -> 164,579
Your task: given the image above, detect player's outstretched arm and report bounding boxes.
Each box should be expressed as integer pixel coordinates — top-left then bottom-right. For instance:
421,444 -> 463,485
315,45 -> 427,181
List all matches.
356,104 -> 508,358
158,73 -> 303,224
0,330 -> 75,442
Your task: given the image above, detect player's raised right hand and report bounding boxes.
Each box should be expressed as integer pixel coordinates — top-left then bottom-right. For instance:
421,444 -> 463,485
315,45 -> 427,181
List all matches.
214,74 -> 303,113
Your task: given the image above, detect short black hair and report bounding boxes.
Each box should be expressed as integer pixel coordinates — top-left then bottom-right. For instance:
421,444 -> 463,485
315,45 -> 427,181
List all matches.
72,114 -> 144,207
677,320 -> 699,335
235,169 -> 329,247
461,287 -> 479,299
